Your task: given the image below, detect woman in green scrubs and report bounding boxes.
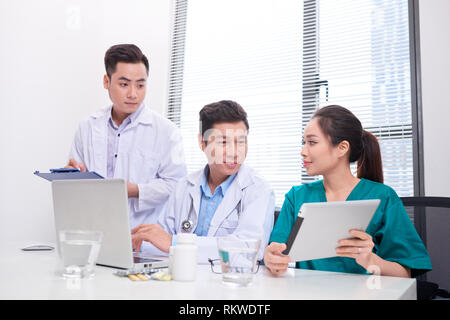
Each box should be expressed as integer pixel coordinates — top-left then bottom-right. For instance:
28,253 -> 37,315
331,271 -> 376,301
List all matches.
265,105 -> 431,277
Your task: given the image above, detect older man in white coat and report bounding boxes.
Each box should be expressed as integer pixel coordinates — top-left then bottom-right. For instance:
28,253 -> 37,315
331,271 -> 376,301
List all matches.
131,100 -> 275,263
66,44 -> 187,228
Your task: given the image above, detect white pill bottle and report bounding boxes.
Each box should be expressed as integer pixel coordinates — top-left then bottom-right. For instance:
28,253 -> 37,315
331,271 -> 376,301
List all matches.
172,233 -> 198,281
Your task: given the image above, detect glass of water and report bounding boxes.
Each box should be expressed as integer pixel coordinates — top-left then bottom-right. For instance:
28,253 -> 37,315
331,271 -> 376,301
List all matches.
58,230 -> 103,279
216,236 -> 261,287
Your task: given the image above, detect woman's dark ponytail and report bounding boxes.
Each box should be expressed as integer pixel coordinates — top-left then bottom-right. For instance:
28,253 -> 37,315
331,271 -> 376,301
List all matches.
313,105 -> 384,183
357,130 -> 383,183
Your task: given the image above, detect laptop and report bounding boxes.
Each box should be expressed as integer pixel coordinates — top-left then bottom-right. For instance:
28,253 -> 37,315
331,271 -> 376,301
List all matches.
51,179 -> 168,269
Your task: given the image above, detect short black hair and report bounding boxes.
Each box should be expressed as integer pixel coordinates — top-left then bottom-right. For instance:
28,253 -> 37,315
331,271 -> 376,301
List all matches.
104,44 -> 149,78
199,100 -> 249,139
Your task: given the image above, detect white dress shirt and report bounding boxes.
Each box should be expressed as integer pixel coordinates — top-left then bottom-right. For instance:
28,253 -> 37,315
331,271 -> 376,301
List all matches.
69,103 -> 187,228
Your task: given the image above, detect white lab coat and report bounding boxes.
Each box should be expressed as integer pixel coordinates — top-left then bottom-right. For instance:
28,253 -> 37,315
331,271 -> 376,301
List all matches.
157,164 -> 275,263
69,104 -> 187,228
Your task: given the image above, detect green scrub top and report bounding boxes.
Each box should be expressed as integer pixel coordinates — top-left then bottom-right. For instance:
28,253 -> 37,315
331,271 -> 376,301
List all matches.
269,178 -> 432,276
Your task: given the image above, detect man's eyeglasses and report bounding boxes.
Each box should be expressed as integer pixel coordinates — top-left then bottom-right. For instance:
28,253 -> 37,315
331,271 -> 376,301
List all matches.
207,258 -> 262,274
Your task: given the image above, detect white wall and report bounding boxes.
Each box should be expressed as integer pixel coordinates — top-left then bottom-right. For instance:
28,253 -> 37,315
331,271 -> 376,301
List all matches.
418,0 -> 450,197
0,0 -> 173,244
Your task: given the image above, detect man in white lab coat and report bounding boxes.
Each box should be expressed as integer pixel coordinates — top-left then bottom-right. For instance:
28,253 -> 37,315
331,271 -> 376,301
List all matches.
66,44 -> 187,227
131,100 -> 275,262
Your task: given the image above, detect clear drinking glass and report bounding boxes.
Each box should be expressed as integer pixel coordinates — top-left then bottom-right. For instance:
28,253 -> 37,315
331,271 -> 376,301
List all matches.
58,230 -> 103,278
216,237 -> 261,287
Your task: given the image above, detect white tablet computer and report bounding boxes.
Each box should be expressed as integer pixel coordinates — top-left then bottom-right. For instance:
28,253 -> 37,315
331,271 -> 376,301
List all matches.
282,199 -> 380,262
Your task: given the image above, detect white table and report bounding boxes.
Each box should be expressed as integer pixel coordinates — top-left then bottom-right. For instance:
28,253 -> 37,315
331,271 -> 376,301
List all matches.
0,242 -> 416,300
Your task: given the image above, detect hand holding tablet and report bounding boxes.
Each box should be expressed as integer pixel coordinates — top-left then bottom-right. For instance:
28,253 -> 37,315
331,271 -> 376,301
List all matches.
282,199 -> 380,262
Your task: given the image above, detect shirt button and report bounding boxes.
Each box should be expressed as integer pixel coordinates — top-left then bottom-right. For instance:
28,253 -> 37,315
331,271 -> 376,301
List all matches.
118,133 -> 120,137
114,154 -> 117,158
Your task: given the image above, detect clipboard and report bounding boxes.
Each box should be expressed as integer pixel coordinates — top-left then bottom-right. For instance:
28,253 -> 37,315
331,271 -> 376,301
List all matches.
34,168 -> 104,181
282,199 -> 380,262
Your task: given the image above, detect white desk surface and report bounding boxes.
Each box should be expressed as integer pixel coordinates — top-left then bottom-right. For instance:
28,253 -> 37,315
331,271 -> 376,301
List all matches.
0,242 -> 416,300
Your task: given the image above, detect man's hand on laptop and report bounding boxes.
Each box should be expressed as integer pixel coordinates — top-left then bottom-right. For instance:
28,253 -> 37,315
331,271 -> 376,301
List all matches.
131,224 -> 172,253
65,158 -> 87,172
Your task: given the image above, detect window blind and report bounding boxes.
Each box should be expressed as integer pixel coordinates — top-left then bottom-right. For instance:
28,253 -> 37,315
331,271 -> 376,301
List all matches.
302,0 -> 414,196
167,0 -> 415,207
167,0 -> 303,207
167,0 -> 188,126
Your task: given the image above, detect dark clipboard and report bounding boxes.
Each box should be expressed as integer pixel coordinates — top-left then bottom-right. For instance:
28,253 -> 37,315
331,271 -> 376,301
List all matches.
34,169 -> 104,181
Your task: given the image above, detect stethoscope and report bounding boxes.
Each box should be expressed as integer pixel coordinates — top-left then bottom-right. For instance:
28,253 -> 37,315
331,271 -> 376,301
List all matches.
181,198 -> 243,232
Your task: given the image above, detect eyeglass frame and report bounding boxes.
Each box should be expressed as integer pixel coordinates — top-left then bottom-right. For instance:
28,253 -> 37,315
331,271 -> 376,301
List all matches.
207,258 -> 262,274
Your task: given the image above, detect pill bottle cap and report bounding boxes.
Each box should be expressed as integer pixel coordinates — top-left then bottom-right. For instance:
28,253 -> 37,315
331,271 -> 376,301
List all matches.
178,233 -> 197,244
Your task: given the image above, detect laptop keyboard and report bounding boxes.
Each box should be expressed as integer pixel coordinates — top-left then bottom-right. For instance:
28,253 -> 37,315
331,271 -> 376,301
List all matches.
133,252 -> 165,263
